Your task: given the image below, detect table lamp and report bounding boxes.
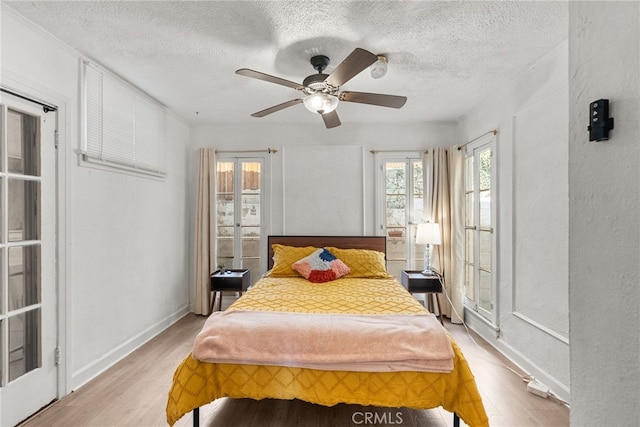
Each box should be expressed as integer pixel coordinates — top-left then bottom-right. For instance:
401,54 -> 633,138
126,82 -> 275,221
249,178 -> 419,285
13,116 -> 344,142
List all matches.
415,222 -> 441,275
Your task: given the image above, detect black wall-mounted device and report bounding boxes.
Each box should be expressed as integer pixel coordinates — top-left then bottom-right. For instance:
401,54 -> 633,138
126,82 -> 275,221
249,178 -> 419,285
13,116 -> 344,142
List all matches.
588,99 -> 614,142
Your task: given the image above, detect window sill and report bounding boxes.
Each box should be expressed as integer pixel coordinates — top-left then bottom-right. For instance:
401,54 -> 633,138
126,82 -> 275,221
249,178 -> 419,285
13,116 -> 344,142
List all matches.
78,152 -> 166,180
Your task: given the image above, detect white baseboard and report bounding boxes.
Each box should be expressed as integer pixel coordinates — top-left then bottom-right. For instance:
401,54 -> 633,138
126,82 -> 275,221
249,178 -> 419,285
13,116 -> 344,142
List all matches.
465,309 -> 571,404
70,305 -> 190,391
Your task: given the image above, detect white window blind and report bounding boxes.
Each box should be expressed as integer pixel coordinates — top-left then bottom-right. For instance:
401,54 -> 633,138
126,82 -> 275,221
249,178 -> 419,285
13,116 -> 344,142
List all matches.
82,61 -> 166,176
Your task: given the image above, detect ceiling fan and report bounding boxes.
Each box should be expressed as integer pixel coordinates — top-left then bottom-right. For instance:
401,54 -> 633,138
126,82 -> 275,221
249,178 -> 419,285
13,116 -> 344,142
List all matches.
235,48 -> 407,129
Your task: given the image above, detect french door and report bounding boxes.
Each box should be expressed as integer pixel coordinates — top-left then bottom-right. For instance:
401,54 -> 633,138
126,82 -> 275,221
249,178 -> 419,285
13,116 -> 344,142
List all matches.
376,156 -> 424,279
216,157 -> 265,281
463,137 -> 496,323
0,92 -> 57,426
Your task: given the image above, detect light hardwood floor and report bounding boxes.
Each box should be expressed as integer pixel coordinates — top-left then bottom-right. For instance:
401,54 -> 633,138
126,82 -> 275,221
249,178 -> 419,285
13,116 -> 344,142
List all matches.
20,296 -> 569,427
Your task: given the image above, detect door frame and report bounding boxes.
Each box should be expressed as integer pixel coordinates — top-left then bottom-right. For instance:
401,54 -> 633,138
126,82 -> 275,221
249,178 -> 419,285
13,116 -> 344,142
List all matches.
1,74 -> 69,400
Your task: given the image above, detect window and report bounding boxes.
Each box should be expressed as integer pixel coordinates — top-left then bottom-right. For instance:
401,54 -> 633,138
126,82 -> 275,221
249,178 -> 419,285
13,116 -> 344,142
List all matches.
375,154 -> 424,279
81,60 -> 166,177
216,157 -> 267,282
464,135 -> 496,322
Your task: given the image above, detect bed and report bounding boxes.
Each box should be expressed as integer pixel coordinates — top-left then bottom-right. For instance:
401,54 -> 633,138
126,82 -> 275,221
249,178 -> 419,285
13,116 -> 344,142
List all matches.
166,236 -> 489,427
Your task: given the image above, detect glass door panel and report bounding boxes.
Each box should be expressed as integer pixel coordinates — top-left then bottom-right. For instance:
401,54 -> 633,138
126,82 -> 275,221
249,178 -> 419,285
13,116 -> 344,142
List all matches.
479,231 -> 492,271
464,155 -> 475,302
477,147 -> 493,316
216,158 -> 264,282
465,264 -> 474,300
240,161 -> 261,274
8,109 -> 40,176
4,108 -> 43,385
411,160 -> 424,270
385,162 -> 406,278
0,94 -> 57,426
8,179 -> 40,242
216,162 -> 234,269
479,270 -> 493,312
8,245 -> 40,310
479,190 -> 491,228
464,141 -> 495,322
383,159 -> 423,279
8,309 -> 40,382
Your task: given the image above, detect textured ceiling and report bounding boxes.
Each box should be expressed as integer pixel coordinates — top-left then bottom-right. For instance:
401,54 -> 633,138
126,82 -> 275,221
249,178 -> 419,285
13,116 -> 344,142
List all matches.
5,1 -> 568,126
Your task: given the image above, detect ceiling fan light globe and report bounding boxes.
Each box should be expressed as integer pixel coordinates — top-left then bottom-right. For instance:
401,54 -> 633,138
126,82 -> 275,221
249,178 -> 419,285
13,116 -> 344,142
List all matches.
303,93 -> 339,114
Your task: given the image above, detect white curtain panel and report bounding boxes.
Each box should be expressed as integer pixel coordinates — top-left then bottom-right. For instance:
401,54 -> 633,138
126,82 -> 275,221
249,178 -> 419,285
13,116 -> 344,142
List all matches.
193,148 -> 216,315
423,147 -> 464,324
448,147 -> 465,324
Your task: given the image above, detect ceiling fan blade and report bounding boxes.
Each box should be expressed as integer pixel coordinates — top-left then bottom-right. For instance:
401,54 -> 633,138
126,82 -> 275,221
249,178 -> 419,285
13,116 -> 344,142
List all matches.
236,68 -> 304,90
321,110 -> 341,129
250,99 -> 303,117
339,91 -> 407,109
325,48 -> 378,88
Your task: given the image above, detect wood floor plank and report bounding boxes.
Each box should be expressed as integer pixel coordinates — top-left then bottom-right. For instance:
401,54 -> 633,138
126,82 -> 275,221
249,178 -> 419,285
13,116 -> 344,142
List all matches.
20,306 -> 569,427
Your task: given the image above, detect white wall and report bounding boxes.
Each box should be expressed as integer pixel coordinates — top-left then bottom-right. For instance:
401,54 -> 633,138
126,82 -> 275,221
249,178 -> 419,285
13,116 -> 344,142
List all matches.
1,6 -> 191,392
190,121 -> 457,237
568,2 -> 640,425
281,144 -> 366,235
459,37 -> 570,402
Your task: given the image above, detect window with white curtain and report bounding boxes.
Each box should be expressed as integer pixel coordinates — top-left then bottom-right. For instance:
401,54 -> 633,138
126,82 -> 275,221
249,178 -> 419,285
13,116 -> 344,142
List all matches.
81,60 -> 166,177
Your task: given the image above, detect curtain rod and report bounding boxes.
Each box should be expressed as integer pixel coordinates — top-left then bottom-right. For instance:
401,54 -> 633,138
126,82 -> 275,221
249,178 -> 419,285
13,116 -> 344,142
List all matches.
1,87 -> 57,112
370,149 -> 429,154
215,148 -> 277,154
457,129 -> 497,151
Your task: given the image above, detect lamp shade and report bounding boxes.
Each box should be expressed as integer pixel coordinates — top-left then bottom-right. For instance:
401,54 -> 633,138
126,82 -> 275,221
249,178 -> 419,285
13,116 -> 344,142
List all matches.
415,223 -> 441,245
303,92 -> 339,114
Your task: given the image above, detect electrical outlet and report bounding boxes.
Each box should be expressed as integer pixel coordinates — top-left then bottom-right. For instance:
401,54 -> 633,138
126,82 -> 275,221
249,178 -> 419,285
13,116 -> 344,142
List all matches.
527,378 -> 549,398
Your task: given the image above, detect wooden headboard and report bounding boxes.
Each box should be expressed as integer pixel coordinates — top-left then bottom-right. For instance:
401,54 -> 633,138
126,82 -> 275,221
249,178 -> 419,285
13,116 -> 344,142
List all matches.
267,236 -> 386,269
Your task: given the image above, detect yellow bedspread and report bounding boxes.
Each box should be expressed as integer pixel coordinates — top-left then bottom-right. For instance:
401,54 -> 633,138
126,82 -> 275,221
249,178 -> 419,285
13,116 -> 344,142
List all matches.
166,277 -> 489,426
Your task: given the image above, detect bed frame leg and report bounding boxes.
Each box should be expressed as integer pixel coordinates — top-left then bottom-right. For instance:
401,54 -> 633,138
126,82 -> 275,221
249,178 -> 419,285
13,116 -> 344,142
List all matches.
453,413 -> 460,427
193,407 -> 199,427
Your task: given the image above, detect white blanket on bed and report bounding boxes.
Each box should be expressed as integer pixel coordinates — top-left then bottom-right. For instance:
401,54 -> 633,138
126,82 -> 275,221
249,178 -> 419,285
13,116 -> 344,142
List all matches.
192,310 -> 454,373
